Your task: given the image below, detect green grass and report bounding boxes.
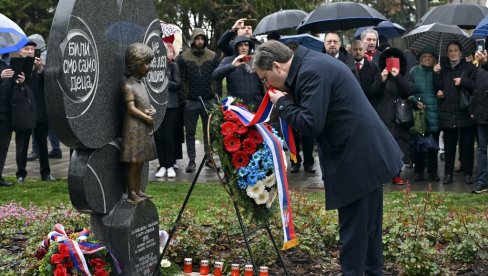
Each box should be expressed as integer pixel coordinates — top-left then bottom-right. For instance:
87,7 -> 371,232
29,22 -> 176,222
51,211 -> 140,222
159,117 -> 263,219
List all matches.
1,177 -> 487,215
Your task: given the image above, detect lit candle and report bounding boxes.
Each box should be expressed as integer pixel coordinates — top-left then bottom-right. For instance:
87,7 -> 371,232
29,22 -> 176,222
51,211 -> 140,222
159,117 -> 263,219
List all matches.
213,261 -> 223,276
183,258 -> 192,274
259,266 -> 269,276
199,260 -> 209,275
244,264 -> 253,276
231,263 -> 240,276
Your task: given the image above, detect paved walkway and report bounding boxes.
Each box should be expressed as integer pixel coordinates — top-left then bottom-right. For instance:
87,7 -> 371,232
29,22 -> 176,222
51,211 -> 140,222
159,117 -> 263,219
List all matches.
1,139 -> 475,193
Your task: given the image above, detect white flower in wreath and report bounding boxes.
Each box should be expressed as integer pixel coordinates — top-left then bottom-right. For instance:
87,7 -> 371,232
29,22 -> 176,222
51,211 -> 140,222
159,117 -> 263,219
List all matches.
262,173 -> 276,188
246,181 -> 265,198
266,188 -> 277,209
160,258 -> 171,268
255,189 -> 270,205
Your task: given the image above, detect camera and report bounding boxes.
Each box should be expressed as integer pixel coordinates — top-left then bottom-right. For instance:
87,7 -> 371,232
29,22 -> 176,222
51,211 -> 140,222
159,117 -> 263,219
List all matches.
476,39 -> 485,52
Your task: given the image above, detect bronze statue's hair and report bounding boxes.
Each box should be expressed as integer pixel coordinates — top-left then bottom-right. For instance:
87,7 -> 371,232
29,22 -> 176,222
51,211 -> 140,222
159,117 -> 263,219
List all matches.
125,42 -> 155,76
252,40 -> 293,71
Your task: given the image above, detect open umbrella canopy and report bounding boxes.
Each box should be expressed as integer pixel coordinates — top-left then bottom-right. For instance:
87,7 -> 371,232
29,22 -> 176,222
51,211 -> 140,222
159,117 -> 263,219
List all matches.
296,2 -> 386,33
403,23 -> 476,59
279,34 -> 323,52
416,3 -> 488,29
354,21 -> 406,39
254,9 -> 308,35
0,13 -> 29,54
472,15 -> 488,39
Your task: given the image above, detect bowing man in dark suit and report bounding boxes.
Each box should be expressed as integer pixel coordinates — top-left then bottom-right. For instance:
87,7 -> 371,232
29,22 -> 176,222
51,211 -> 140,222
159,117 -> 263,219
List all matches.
252,40 -> 404,275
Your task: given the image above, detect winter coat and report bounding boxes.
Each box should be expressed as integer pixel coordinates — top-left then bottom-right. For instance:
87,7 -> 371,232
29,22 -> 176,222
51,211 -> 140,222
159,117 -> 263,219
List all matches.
470,63 -> 488,124
370,48 -> 412,157
409,65 -> 440,133
177,29 -> 219,102
323,46 -> 358,79
212,36 -> 264,110
275,45 -> 404,210
435,57 -> 476,129
0,61 -> 12,113
357,59 -> 382,104
166,61 -> 182,108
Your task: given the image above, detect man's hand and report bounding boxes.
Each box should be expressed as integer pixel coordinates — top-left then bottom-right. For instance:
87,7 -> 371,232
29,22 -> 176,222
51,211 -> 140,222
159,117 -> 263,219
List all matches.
381,69 -> 388,82
34,57 -> 44,72
434,63 -> 441,73
475,50 -> 488,64
232,54 -> 248,67
15,72 -> 25,84
1,68 -> 14,79
268,88 -> 286,105
232,18 -> 246,32
453,77 -> 461,86
437,90 -> 444,99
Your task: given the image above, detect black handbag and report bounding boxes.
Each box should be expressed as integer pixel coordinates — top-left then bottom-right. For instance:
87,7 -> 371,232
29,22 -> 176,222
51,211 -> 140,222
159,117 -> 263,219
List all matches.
394,98 -> 414,128
460,88 -> 471,110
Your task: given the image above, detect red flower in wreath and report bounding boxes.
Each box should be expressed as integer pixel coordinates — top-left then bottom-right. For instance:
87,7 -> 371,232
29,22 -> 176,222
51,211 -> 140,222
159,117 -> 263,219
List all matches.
58,243 -> 70,257
90,258 -> 107,270
247,129 -> 263,144
224,135 -> 241,153
232,151 -> 250,168
50,253 -> 65,264
35,247 -> 48,260
221,121 -> 238,136
224,110 -> 239,122
242,138 -> 257,155
235,121 -> 248,135
94,269 -> 109,276
54,264 -> 68,276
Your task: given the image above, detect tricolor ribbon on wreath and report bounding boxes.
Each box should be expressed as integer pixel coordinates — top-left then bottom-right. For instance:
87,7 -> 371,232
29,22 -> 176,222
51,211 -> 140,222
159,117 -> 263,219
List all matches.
222,90 -> 298,249
41,223 -> 123,275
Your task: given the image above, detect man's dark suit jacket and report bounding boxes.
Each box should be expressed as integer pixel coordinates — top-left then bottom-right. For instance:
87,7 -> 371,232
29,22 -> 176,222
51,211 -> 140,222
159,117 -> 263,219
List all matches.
275,46 -> 404,210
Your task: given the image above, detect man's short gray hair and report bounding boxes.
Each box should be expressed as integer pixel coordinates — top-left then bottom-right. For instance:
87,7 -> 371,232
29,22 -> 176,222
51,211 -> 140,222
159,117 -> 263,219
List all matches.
360,28 -> 378,41
251,40 -> 293,71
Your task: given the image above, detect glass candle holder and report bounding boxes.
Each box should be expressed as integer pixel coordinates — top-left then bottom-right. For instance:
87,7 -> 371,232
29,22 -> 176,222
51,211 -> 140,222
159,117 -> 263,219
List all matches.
244,264 -> 254,276
183,258 -> 192,274
259,266 -> 269,276
199,260 -> 209,275
213,261 -> 223,276
231,263 -> 240,276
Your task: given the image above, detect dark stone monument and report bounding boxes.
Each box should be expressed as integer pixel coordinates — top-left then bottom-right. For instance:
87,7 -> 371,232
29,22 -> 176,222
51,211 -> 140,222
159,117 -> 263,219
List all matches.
45,0 -> 167,274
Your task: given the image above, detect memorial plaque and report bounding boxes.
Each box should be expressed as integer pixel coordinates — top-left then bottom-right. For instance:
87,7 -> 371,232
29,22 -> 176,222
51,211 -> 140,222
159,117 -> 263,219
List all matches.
91,200 -> 160,275
68,140 -> 149,214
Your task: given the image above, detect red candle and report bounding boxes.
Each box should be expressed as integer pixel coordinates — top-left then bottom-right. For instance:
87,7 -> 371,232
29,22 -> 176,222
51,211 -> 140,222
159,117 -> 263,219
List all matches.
259,266 -> 269,276
231,263 -> 240,276
244,264 -> 253,276
213,261 -> 223,276
199,260 -> 209,275
183,258 -> 192,274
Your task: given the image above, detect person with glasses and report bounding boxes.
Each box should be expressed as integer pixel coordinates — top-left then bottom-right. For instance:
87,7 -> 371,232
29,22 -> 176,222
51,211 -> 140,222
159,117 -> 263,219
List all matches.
323,32 -> 358,79
252,40 -> 404,275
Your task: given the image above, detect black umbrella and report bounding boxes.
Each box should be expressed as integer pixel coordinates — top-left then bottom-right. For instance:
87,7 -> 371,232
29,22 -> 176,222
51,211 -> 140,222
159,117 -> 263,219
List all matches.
296,2 -> 386,33
416,3 -> 488,29
253,9 -> 308,35
403,23 -> 476,59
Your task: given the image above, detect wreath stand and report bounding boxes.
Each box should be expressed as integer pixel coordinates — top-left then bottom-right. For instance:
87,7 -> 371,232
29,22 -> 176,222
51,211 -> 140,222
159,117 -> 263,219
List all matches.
153,113 -> 289,276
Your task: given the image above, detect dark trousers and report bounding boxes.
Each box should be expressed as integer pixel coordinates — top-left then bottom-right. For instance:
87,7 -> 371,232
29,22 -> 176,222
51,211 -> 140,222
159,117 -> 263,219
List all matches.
16,121 -> 50,178
184,102 -> 209,160
414,132 -> 440,176
442,126 -> 476,175
32,126 -> 61,153
0,113 -> 12,177
290,129 -> 314,166
154,108 -> 178,168
338,187 -> 383,275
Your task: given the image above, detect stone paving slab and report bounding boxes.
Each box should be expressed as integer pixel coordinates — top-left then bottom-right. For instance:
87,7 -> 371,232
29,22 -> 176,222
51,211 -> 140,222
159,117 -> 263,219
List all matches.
1,139 -> 474,194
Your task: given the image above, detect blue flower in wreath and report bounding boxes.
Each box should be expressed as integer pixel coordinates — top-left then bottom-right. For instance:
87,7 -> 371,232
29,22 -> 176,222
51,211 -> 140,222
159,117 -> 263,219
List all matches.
247,171 -> 259,186
237,178 -> 249,189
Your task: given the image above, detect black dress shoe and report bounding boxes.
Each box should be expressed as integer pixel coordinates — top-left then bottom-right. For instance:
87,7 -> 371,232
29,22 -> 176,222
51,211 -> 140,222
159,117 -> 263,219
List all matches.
428,174 -> 440,181
27,151 -> 39,161
41,174 -> 56,181
304,164 -> 315,173
443,174 -> 453,185
48,151 -> 62,159
185,160 -> 196,173
17,177 -> 25,184
290,164 -> 300,173
464,174 -> 474,184
0,178 -> 13,187
414,173 -> 423,182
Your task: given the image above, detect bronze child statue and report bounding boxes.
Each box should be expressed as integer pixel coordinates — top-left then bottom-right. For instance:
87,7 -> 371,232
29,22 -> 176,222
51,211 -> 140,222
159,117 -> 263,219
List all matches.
121,42 -> 157,204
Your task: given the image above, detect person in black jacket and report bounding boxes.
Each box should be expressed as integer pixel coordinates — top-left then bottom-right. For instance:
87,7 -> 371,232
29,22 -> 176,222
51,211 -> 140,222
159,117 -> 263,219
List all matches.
471,48 -> 488,193
15,40 -> 55,183
434,41 -> 477,185
349,39 -> 381,104
154,38 -> 182,179
217,18 -> 258,57
253,40 -> 404,276
323,32 -> 358,79
212,36 -> 264,110
177,28 -> 219,173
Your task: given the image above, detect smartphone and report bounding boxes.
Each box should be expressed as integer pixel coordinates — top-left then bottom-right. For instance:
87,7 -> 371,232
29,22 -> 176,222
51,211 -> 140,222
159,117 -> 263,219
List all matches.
34,49 -> 41,58
243,19 -> 257,26
476,39 -> 485,52
240,55 -> 252,63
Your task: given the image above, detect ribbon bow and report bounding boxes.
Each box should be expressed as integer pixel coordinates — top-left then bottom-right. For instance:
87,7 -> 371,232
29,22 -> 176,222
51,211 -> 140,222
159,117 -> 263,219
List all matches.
42,224 -> 123,275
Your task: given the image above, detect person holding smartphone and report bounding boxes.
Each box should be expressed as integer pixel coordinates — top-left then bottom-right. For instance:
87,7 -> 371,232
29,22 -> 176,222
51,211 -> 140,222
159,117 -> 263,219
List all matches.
217,18 -> 259,57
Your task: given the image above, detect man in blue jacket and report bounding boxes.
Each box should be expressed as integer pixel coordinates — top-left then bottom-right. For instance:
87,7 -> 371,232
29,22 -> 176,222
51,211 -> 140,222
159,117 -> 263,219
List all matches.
252,40 -> 404,275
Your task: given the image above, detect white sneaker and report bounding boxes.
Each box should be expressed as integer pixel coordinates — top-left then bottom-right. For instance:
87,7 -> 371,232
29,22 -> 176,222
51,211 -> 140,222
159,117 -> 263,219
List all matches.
167,167 -> 176,178
155,167 -> 166,178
